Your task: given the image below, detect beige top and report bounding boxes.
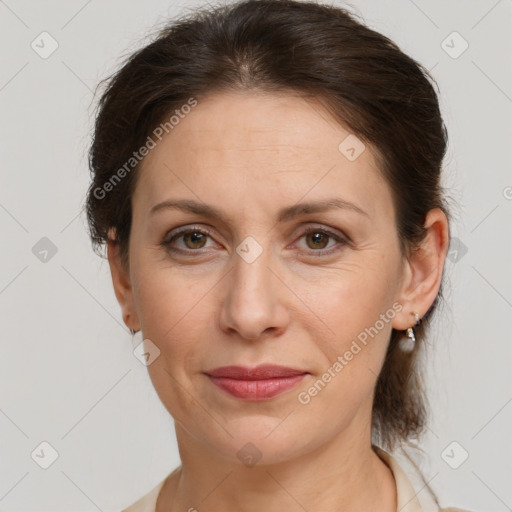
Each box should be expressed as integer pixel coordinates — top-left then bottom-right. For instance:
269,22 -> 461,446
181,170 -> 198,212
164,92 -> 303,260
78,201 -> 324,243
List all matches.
121,446 -> 474,512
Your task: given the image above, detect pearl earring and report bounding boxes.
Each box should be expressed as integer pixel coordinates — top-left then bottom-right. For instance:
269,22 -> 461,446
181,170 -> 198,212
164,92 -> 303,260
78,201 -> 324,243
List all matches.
399,312 -> 421,352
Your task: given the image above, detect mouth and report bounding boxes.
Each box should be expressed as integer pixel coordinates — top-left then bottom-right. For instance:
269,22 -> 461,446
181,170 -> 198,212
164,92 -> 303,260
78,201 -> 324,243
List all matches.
204,364 -> 309,401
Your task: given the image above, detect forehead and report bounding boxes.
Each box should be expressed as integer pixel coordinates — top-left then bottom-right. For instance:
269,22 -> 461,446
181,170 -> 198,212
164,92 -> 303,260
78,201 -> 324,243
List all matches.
134,90 -> 391,221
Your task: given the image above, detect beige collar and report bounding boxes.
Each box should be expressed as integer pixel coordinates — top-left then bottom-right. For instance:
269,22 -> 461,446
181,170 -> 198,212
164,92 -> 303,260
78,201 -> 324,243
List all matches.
374,445 -> 425,512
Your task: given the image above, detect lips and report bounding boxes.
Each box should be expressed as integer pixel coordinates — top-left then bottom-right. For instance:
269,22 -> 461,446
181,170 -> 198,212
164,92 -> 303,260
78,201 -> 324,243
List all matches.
204,365 -> 309,400
205,364 -> 308,380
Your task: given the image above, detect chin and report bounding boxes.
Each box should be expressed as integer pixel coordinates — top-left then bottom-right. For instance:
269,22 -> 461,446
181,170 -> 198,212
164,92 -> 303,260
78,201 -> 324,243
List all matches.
201,421 -> 312,467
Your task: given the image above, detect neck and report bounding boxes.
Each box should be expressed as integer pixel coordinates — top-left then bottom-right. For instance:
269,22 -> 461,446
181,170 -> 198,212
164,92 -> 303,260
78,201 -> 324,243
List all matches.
156,425 -> 397,512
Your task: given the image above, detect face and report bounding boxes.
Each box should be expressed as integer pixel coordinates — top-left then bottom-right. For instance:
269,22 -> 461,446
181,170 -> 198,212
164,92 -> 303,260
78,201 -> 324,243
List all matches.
109,90 -> 431,465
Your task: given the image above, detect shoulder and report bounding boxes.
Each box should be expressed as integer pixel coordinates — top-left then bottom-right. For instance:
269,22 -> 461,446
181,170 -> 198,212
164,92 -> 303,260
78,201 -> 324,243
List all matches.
373,445 -> 478,512
121,466 -> 181,512
120,477 -> 166,512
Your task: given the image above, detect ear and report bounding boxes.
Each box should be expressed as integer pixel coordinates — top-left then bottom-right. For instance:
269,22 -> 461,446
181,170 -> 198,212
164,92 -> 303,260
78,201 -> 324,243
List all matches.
392,208 -> 450,331
107,228 -> 140,332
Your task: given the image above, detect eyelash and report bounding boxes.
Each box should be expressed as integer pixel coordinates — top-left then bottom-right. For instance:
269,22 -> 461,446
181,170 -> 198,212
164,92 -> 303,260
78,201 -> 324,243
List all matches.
161,225 -> 349,257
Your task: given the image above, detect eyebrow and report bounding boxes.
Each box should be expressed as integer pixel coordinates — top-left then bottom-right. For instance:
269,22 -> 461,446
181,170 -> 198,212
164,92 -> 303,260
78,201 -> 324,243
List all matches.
149,197 -> 369,222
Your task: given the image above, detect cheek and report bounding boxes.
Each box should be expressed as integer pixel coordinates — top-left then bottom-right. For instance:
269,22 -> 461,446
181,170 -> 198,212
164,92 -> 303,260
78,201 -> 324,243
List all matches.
132,263 -> 219,363
293,256 -> 398,368
134,270 -> 215,418
295,282 -> 392,420
302,257 -> 396,321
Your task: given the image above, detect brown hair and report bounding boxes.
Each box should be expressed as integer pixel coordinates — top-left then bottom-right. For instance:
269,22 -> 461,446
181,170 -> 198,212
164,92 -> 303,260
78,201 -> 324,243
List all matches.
85,0 -> 451,500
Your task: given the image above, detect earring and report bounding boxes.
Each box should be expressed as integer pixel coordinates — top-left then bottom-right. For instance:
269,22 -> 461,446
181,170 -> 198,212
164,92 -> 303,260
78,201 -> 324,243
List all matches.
399,312 -> 421,352
127,313 -> 135,335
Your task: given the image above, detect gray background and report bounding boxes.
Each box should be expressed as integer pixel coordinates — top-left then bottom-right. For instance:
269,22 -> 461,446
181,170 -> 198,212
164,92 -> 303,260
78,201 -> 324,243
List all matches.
1,0 -> 511,510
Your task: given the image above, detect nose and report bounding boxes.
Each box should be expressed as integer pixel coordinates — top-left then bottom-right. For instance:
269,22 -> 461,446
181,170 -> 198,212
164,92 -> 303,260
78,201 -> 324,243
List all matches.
219,245 -> 290,341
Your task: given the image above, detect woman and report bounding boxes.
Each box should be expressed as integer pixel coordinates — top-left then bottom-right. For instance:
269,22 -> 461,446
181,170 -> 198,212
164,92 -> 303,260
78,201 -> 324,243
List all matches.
85,1 -> 473,510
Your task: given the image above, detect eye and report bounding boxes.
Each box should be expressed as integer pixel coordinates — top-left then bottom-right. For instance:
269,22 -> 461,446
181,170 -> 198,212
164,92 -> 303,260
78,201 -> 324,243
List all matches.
162,227 -> 216,254
295,227 -> 348,256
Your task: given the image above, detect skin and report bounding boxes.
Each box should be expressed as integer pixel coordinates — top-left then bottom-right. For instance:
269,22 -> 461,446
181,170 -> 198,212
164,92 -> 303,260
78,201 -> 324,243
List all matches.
107,90 -> 450,512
